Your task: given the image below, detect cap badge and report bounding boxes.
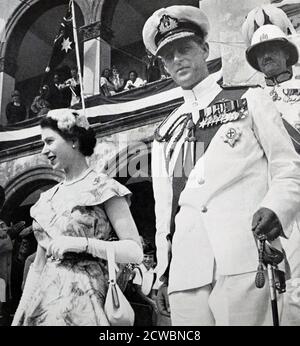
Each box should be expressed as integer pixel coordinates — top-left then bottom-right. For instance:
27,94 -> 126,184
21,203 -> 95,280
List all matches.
260,33 -> 268,42
158,15 -> 178,34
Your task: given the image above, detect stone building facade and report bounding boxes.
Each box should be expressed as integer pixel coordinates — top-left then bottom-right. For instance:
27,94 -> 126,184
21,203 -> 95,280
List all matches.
0,0 -> 299,243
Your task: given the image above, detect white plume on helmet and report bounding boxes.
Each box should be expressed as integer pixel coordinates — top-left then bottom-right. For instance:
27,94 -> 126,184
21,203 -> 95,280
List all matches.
242,4 -> 296,48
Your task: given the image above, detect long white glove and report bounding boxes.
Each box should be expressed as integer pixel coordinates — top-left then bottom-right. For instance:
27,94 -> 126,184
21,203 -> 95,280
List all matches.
88,238 -> 143,264
46,236 -> 87,259
47,236 -> 143,264
11,264 -> 41,326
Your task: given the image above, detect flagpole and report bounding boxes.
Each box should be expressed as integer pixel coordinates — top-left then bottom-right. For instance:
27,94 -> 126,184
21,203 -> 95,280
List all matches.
70,0 -> 85,114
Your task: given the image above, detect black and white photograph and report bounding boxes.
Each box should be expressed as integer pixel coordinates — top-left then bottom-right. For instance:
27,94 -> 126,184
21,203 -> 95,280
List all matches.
0,0 -> 300,332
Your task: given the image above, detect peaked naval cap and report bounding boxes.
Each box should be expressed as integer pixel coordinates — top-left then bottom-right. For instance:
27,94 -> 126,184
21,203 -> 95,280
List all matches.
142,5 -> 210,56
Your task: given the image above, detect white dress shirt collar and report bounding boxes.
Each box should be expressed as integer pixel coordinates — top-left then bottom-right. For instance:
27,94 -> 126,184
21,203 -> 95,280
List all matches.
181,70 -> 222,104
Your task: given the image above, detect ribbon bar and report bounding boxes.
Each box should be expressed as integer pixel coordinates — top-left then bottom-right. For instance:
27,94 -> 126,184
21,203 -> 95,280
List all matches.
198,98 -> 248,129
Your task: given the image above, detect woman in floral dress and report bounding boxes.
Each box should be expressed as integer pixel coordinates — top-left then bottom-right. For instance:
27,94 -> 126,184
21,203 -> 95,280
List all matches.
12,109 -> 143,326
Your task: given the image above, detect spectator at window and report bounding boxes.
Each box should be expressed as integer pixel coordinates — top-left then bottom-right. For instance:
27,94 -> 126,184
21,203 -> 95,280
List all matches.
48,73 -> 68,109
143,49 -> 167,83
5,90 -> 27,125
124,70 -> 146,90
100,68 -> 116,96
30,85 -> 51,117
61,67 -> 81,106
109,66 -> 125,92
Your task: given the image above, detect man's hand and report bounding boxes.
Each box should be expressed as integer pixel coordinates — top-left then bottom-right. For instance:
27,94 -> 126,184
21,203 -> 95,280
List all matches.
252,207 -> 283,241
156,283 -> 170,317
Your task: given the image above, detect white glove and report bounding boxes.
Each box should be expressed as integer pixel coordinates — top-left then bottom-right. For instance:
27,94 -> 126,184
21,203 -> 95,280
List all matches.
11,265 -> 40,326
47,236 -> 143,264
46,236 -> 87,259
88,239 -> 143,264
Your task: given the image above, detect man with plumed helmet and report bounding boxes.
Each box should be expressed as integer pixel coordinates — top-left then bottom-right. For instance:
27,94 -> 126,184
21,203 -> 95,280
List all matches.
241,4 -> 296,48
143,5 -> 300,325
243,5 -> 300,326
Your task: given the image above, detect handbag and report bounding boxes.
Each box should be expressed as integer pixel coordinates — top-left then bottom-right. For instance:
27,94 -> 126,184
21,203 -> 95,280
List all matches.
104,244 -> 135,326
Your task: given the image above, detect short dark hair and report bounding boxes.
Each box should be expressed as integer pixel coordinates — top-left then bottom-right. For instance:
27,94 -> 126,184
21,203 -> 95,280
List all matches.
101,68 -> 111,77
190,35 -> 206,48
129,70 -> 137,78
40,115 -> 96,157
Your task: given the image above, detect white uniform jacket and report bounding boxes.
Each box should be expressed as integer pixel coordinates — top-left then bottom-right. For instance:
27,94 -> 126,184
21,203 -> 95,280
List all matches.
262,77 -> 300,279
262,77 -> 300,142
151,73 -> 300,294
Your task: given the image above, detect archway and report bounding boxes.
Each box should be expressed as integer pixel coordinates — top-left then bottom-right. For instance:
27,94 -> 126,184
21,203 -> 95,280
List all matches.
1,166 -> 64,224
100,0 -> 199,81
105,137 -> 155,245
2,0 -> 84,112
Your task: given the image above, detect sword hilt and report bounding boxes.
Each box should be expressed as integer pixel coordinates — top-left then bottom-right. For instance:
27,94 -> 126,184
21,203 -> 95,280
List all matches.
255,239 -> 266,288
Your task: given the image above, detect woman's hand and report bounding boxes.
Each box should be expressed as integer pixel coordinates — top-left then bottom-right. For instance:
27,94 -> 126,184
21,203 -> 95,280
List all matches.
47,236 -> 87,259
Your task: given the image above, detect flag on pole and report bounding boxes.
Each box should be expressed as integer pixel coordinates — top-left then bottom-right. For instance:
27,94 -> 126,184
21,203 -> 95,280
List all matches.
45,3 -> 74,73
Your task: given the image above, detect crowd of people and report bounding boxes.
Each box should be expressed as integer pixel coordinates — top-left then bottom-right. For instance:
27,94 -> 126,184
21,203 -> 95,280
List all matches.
0,186 -> 37,325
1,3 -> 300,326
5,52 -> 167,125
5,67 -> 81,125
100,57 -> 167,97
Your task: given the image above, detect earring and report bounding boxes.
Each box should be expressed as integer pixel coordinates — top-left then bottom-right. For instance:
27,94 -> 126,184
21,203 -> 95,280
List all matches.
72,144 -> 76,149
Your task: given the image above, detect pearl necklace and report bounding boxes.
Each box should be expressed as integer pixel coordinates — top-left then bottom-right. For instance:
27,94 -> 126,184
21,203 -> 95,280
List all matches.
63,168 -> 92,186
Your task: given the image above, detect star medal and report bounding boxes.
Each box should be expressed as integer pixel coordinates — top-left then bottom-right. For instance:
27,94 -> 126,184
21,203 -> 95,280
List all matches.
222,127 -> 242,147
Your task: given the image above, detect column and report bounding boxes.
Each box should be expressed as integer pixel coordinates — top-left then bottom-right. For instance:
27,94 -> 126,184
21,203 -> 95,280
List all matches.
80,21 -> 113,97
201,0 -> 269,86
0,57 -> 17,125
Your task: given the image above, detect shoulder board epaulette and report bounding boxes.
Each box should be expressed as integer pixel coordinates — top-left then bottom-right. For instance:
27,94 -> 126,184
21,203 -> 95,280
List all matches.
154,107 -> 190,142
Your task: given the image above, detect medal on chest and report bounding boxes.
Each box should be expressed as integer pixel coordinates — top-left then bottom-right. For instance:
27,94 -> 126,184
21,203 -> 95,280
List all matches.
282,89 -> 300,104
269,87 -> 281,102
197,98 -> 248,129
222,127 -> 242,147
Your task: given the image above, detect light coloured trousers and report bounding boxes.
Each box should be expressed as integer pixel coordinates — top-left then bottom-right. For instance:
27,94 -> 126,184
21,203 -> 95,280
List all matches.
281,225 -> 300,326
169,271 -> 286,326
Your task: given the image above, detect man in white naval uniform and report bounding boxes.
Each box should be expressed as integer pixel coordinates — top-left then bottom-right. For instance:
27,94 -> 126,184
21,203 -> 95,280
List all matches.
243,20 -> 300,325
142,5 -> 300,326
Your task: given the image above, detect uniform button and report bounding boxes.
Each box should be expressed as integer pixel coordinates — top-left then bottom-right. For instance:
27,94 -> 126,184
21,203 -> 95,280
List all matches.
192,101 -> 198,107
201,205 -> 208,213
197,177 -> 205,185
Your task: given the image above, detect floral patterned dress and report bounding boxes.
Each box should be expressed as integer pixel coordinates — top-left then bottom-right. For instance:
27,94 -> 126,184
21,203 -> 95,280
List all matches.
19,170 -> 131,326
